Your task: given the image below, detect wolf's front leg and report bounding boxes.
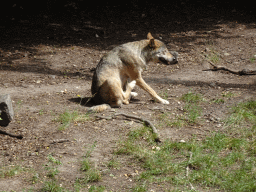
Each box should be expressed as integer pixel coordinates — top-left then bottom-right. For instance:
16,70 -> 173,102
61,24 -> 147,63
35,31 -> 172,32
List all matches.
136,77 -> 169,104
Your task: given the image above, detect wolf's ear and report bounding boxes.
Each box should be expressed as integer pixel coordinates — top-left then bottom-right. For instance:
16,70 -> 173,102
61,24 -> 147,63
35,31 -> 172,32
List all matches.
147,32 -> 154,40
147,33 -> 156,48
149,39 -> 156,48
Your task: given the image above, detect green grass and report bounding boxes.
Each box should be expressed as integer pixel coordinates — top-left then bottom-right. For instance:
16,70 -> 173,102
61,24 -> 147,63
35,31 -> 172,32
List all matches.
158,91 -> 204,128
115,99 -> 256,191
55,110 -> 89,130
116,128 -> 256,191
250,56 -> 255,63
44,155 -> 62,179
181,91 -> 203,124
88,185 -> 106,192
0,165 -> 24,178
208,53 -> 220,64
181,91 -> 203,104
203,47 -> 221,64
47,155 -> 62,165
225,100 -> 256,127
222,91 -> 234,98
76,142 -> 101,188
41,180 -> 66,192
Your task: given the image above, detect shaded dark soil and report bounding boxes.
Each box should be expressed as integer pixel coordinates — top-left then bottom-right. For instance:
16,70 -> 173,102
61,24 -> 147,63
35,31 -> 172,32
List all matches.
0,1 -> 256,191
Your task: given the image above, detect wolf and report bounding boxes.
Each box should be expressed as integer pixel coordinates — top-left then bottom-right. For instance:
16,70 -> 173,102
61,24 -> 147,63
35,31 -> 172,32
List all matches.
89,33 -> 178,112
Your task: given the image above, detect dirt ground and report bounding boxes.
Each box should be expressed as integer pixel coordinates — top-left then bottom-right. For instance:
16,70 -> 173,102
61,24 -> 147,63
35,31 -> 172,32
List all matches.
0,2 -> 256,191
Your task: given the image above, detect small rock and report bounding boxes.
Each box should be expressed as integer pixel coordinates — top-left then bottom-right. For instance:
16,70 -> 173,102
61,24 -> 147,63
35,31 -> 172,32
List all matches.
0,94 -> 14,127
179,140 -> 186,143
224,52 -> 230,56
210,82 -> 216,87
205,48 -> 210,52
49,75 -> 56,79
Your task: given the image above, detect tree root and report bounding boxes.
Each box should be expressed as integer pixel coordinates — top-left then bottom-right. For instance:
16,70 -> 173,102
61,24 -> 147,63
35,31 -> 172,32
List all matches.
95,112 -> 161,142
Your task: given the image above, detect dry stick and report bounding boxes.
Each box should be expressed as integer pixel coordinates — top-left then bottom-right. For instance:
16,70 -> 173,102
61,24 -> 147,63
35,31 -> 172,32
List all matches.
95,113 -> 161,142
203,61 -> 256,75
0,130 -> 23,139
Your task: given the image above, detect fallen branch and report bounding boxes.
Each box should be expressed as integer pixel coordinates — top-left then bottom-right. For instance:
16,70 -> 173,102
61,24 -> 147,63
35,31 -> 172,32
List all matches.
0,130 -> 23,139
95,112 -> 161,142
203,61 -> 256,75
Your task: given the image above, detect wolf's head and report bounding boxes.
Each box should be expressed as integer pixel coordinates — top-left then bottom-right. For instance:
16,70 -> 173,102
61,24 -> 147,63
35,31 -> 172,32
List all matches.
146,33 -> 178,65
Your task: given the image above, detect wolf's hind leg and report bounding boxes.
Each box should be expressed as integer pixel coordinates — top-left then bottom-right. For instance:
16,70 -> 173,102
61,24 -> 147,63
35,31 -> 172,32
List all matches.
100,79 -> 123,108
122,80 -> 136,104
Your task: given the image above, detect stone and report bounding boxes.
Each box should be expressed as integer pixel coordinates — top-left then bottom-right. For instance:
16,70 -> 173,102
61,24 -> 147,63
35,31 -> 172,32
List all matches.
0,94 -> 14,127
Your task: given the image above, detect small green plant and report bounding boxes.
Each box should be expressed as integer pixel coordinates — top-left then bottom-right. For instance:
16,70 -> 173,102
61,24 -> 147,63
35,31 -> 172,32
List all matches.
184,103 -> 202,124
132,185 -> 147,192
208,52 -> 220,63
41,180 -> 65,192
222,91 -> 234,98
80,159 -> 90,172
181,91 -> 202,103
76,142 -> 101,186
250,57 -> 256,63
212,98 -> 225,104
158,112 -> 186,128
225,99 -> 256,128
158,92 -> 204,127
88,185 -> 106,192
56,110 -> 89,130
31,173 -> 39,184
48,155 -> 62,165
0,165 -> 23,178
44,154 -> 62,179
39,109 -> 44,115
181,91 -> 203,124
106,158 -> 120,169
47,168 -> 59,178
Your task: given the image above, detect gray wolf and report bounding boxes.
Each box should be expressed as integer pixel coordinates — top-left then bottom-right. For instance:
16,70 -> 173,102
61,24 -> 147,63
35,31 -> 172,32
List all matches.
89,33 -> 178,112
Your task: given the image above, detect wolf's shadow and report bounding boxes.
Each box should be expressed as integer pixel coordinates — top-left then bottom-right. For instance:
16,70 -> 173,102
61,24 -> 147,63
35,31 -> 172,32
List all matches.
68,97 -> 95,107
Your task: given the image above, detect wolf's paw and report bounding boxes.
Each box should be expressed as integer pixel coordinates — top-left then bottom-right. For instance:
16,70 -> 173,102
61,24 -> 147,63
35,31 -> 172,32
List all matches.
129,80 -> 136,89
130,92 -> 138,97
160,99 -> 169,105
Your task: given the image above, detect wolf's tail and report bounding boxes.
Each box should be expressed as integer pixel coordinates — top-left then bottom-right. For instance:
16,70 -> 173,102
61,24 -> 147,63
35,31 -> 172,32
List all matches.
88,104 -> 111,113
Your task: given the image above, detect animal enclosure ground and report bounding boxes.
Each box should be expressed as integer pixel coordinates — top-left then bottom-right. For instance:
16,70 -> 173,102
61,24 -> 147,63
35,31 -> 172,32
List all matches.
0,2 -> 256,191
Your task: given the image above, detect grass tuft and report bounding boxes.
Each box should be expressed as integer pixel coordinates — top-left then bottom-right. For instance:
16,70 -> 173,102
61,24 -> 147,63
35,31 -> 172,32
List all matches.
55,110 -> 89,130
225,99 -> 256,127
